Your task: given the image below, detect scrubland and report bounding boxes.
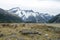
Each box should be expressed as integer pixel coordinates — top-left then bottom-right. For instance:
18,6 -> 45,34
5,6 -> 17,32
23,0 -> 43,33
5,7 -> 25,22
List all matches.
0,23 -> 60,40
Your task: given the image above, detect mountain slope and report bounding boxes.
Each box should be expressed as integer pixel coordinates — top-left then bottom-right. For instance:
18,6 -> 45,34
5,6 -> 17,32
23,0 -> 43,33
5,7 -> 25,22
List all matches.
8,7 -> 53,23
48,14 -> 60,23
36,13 -> 53,23
0,8 -> 23,23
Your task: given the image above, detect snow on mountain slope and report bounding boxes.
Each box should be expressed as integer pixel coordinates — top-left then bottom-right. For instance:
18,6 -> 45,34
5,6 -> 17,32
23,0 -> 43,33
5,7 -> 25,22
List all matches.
8,7 -> 53,23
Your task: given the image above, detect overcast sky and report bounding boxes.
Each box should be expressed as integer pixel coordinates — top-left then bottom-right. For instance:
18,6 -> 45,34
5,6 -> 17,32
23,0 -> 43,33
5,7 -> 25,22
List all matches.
0,0 -> 60,15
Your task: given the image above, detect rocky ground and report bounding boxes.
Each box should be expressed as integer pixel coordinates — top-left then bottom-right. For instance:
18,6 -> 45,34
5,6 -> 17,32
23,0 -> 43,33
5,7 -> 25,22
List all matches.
0,23 -> 60,40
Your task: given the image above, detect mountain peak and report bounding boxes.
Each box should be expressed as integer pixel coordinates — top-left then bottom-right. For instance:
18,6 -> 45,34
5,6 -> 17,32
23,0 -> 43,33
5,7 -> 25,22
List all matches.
8,7 -> 54,23
23,10 -> 34,13
10,7 -> 20,10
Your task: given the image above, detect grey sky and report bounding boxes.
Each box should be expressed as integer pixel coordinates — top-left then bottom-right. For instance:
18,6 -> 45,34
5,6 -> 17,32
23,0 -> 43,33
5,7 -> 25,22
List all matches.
0,0 -> 60,15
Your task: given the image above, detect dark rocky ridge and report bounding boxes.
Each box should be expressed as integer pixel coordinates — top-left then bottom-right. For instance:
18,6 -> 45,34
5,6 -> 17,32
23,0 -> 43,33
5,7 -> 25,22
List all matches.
0,8 -> 23,23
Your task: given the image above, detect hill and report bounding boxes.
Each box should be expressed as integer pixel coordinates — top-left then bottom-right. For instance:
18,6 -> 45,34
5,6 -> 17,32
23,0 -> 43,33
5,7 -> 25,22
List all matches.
48,14 -> 60,23
0,8 -> 23,23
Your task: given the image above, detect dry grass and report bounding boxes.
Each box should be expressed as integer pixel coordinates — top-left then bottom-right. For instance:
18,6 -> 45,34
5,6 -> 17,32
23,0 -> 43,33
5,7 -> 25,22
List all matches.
0,23 -> 60,40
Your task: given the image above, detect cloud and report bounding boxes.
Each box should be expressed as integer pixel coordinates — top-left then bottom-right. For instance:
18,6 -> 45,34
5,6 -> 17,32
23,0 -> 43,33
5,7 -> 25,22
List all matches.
38,0 -> 60,1
0,0 -> 60,10
0,0 -> 60,15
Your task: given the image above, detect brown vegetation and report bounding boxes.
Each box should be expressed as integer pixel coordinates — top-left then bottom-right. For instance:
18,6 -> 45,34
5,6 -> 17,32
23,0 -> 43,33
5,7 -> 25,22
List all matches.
0,23 -> 60,40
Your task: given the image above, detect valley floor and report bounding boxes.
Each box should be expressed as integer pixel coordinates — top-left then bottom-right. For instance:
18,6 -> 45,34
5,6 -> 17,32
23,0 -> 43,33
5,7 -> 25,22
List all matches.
0,23 -> 60,40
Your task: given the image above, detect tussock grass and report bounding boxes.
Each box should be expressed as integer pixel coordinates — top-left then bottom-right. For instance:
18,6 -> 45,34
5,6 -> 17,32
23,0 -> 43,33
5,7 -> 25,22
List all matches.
0,23 -> 60,40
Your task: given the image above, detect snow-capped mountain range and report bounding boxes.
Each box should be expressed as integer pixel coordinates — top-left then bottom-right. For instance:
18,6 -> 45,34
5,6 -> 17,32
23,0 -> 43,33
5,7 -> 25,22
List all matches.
8,7 -> 54,23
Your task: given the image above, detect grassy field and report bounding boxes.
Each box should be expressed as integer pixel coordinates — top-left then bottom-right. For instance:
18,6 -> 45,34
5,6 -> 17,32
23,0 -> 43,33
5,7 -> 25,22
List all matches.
0,23 -> 60,40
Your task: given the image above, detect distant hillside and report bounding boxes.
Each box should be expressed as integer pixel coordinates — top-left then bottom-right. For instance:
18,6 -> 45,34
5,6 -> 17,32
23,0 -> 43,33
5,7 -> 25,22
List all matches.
48,14 -> 60,23
0,8 -> 23,23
